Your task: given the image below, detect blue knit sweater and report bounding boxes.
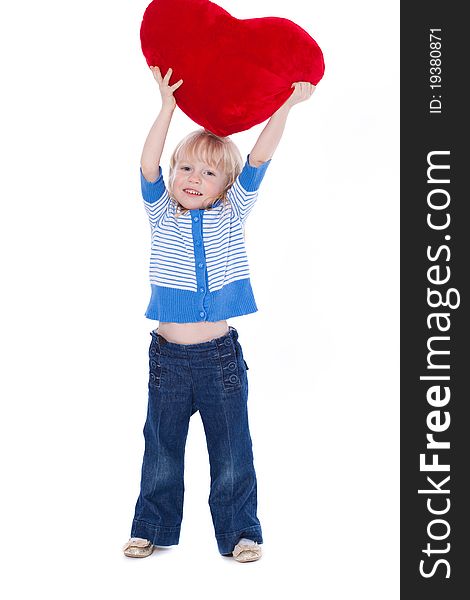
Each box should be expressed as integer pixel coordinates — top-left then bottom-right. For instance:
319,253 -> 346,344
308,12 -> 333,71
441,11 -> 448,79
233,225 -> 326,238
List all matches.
141,157 -> 270,322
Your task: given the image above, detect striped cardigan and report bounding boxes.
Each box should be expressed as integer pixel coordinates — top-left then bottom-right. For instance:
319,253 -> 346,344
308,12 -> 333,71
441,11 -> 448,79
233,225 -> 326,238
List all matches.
141,157 -> 270,322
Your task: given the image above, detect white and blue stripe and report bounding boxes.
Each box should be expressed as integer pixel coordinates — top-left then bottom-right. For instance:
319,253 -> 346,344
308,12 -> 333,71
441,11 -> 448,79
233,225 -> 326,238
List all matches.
140,157 -> 270,322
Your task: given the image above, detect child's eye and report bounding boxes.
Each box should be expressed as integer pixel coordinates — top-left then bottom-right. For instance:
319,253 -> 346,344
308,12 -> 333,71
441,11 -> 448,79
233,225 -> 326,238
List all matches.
180,166 -> 191,171
205,171 -> 215,176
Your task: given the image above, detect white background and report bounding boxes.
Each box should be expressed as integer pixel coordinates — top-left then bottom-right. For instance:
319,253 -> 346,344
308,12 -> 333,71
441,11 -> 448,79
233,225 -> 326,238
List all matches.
0,1 -> 399,598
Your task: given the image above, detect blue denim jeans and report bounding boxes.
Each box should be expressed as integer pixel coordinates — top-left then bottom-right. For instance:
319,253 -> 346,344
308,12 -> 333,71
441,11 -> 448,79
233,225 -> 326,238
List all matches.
131,326 -> 262,555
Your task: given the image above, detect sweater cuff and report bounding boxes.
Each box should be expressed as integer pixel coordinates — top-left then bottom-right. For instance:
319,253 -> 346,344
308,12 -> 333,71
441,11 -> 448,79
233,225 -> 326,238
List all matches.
140,166 -> 165,203
238,156 -> 271,192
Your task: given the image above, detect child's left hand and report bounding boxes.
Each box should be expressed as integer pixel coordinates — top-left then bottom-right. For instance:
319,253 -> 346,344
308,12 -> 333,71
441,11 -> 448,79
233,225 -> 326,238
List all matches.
284,82 -> 316,108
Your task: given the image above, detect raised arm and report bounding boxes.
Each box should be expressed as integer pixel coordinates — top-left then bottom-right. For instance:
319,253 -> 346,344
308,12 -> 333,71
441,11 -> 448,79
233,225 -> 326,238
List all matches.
140,67 -> 183,182
249,82 -> 315,168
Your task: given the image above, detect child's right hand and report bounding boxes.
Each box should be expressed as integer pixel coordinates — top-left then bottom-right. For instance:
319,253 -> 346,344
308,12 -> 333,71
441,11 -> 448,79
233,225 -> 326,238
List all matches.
150,66 -> 183,110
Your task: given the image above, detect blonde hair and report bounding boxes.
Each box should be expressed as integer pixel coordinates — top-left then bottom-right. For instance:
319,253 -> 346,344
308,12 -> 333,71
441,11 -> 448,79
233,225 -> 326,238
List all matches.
168,129 -> 243,216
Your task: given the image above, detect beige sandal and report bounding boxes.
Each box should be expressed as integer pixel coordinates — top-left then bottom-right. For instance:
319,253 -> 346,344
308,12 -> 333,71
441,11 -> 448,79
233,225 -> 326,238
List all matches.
232,542 -> 262,563
122,537 -> 154,558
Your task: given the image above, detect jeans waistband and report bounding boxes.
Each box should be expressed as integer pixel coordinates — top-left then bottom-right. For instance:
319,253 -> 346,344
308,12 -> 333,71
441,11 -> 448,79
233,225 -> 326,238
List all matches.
150,325 -> 239,354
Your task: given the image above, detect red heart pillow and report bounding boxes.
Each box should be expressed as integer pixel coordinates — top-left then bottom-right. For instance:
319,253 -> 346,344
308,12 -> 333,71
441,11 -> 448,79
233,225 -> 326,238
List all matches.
140,0 -> 325,136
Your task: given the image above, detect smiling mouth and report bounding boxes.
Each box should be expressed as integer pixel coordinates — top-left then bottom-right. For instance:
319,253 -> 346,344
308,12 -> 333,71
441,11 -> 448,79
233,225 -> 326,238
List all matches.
183,188 -> 203,196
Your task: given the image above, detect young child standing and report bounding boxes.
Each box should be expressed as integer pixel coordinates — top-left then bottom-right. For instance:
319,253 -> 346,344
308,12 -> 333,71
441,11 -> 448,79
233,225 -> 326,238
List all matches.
123,66 -> 314,562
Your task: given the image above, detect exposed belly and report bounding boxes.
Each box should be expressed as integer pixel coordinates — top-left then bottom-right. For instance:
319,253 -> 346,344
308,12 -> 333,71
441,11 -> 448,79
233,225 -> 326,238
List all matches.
156,320 -> 229,344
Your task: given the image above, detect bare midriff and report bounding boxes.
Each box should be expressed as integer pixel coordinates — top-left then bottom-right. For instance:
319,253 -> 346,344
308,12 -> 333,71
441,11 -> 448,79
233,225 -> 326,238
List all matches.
156,320 -> 230,345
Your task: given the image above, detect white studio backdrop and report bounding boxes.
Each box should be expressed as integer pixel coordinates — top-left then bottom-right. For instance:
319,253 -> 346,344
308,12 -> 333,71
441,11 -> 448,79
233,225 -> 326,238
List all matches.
0,1 -> 399,598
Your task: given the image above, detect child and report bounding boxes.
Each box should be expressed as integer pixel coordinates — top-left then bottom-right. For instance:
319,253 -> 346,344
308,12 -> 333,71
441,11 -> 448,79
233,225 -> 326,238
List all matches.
123,66 -> 314,562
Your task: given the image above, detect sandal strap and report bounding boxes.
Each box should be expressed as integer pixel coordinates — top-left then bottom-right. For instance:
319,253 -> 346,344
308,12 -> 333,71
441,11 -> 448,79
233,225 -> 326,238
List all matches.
123,538 -> 152,551
233,542 -> 260,558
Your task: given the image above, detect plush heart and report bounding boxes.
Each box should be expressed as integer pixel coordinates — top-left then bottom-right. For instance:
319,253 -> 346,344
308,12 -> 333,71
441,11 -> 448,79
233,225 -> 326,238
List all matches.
140,0 -> 325,136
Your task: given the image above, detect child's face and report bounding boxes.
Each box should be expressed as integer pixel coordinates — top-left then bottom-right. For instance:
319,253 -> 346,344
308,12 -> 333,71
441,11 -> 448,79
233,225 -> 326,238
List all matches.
172,157 -> 227,210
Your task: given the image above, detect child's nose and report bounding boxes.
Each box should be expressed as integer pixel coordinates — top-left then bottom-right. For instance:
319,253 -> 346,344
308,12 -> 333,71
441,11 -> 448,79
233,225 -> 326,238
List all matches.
189,172 -> 201,183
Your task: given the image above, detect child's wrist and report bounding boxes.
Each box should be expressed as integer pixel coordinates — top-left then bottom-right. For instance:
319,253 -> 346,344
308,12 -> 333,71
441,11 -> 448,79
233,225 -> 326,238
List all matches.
160,101 -> 176,114
275,101 -> 292,115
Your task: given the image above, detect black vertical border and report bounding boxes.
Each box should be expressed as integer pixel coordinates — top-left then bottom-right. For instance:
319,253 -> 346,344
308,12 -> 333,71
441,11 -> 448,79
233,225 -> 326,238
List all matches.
401,4 -> 468,598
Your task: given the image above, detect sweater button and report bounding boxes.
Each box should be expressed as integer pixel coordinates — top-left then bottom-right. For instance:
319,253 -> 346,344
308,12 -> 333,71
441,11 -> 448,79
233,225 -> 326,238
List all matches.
199,287 -> 205,293
193,216 -> 199,222
198,262 -> 204,268
199,311 -> 205,318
